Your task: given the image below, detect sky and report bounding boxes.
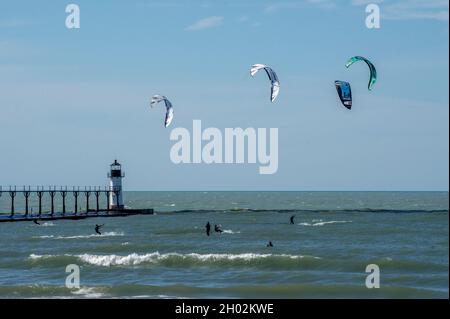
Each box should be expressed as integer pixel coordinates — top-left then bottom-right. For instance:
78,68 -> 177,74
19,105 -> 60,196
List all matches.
0,0 -> 448,191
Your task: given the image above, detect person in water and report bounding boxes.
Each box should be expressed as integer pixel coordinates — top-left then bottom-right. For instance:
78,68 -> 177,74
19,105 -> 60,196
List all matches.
214,224 -> 223,233
33,219 -> 40,225
267,241 -> 274,247
205,222 -> 211,236
290,215 -> 295,224
95,224 -> 104,235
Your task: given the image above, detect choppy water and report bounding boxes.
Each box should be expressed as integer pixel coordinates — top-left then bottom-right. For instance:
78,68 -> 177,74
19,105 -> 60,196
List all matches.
0,192 -> 448,298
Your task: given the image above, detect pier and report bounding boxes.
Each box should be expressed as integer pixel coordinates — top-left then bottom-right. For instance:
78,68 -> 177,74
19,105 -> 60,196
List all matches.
0,160 -> 154,223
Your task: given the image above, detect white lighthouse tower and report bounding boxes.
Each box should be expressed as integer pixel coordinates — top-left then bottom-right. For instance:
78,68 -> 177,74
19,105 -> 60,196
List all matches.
108,159 -> 125,210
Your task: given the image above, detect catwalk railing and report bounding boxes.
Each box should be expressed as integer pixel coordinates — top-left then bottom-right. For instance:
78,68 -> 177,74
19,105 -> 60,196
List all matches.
0,186 -> 122,217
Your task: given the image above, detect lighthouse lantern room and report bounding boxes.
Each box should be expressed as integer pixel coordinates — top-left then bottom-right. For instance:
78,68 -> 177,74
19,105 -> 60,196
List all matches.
108,159 -> 125,210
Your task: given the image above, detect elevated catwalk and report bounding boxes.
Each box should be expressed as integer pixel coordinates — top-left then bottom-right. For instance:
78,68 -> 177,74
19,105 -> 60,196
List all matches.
0,160 -> 154,223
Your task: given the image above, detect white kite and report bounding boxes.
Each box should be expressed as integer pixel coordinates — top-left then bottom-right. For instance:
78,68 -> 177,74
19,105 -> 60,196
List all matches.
150,95 -> 174,127
250,64 -> 280,102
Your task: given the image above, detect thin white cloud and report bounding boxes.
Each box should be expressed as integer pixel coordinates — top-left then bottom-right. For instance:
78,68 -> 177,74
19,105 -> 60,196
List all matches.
307,0 -> 337,9
264,0 -> 336,13
238,15 -> 262,28
0,18 -> 32,28
351,0 -> 383,5
352,0 -> 449,21
239,15 -> 249,22
264,0 -> 448,21
185,16 -> 224,31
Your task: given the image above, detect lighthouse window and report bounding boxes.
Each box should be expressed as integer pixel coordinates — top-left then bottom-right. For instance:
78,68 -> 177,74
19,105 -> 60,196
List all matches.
110,170 -> 121,177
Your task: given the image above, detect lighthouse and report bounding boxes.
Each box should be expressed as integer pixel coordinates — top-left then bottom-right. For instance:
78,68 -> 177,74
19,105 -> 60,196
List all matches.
108,159 -> 125,210
0,159 -> 155,223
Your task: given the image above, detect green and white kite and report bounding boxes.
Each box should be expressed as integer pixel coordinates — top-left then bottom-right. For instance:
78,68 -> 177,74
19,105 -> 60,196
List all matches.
345,56 -> 377,91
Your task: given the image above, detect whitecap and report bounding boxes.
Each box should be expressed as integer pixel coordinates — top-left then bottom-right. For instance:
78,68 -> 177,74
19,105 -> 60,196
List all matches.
222,229 -> 240,234
312,220 -> 352,226
74,252 -> 320,267
55,232 -> 124,239
298,220 -> 352,227
41,222 -> 55,227
71,287 -> 105,298
29,253 -> 55,259
29,252 -> 322,267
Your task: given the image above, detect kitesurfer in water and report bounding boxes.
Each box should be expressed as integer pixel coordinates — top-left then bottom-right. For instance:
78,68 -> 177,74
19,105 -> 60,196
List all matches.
267,241 -> 274,247
214,224 -> 223,233
33,219 -> 40,225
205,222 -> 211,236
95,224 -> 104,235
290,215 -> 295,224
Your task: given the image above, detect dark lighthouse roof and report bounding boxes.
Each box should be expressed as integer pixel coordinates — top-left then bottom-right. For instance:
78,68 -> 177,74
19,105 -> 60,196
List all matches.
109,159 -> 123,177
111,159 -> 121,167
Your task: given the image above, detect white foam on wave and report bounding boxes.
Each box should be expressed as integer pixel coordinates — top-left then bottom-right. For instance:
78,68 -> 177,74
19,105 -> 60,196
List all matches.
29,253 -> 54,259
57,232 -> 124,239
70,287 -> 105,298
222,229 -> 240,234
73,252 -> 320,267
28,252 -> 322,268
34,232 -> 124,240
298,220 -> 352,227
41,222 -> 55,227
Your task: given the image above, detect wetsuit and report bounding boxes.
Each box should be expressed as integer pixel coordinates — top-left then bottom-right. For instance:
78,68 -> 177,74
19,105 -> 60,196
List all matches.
95,224 -> 103,235
205,222 -> 211,236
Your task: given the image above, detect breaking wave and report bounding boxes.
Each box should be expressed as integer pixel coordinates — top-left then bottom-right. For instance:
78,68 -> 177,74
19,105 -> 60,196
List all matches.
41,222 -> 55,227
222,229 -> 240,234
29,252 -> 321,268
33,232 -> 124,240
298,220 -> 352,227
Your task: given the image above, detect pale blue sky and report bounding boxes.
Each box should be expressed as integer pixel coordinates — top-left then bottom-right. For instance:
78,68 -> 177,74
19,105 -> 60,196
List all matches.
0,0 -> 448,190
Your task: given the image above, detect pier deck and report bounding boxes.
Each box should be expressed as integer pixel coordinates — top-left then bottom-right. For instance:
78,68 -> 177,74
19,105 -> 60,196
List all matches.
0,161 -> 151,223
